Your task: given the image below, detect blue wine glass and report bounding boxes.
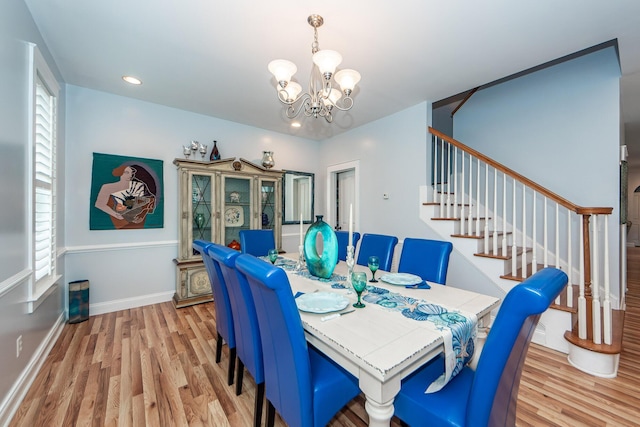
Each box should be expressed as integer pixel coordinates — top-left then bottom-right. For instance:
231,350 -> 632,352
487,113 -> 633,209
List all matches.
351,271 -> 367,308
368,256 -> 380,283
268,249 -> 278,264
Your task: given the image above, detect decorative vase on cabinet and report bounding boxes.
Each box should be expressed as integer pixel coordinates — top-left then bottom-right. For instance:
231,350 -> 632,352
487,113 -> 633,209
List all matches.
173,157 -> 283,307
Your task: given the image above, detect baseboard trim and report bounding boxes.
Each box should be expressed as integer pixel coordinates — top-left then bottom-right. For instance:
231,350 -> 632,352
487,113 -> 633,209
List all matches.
90,291 -> 175,316
0,312 -> 66,427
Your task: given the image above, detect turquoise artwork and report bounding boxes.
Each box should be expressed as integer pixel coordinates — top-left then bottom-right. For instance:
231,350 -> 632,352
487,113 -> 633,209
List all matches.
303,215 -> 339,279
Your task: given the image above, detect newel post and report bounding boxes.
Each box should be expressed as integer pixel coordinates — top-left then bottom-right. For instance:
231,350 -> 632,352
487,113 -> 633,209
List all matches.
582,214 -> 592,299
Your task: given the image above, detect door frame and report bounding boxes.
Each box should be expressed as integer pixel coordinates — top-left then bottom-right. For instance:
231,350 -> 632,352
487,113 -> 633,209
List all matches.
326,160 -> 360,233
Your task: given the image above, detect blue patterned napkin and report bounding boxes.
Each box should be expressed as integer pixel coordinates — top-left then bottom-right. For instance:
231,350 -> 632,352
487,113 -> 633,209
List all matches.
363,286 -> 476,393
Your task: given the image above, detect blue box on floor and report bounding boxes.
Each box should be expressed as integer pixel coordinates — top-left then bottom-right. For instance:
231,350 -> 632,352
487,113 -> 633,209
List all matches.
68,280 -> 89,323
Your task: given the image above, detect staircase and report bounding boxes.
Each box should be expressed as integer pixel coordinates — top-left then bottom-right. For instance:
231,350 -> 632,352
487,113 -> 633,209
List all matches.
422,127 -> 624,378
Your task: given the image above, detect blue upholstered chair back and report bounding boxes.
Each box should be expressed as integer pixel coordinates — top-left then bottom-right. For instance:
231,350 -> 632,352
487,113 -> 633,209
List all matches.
239,229 -> 276,257
234,254 -> 314,427
467,267 -> 567,426
356,233 -> 398,271
208,244 -> 264,384
193,240 -> 235,349
335,230 -> 361,261
398,238 -> 453,284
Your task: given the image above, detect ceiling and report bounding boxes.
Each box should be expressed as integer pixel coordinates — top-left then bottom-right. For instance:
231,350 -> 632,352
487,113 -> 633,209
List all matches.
23,0 -> 640,148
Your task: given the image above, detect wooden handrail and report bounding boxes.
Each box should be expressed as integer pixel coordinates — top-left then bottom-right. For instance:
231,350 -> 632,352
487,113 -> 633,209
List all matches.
429,127 -> 613,216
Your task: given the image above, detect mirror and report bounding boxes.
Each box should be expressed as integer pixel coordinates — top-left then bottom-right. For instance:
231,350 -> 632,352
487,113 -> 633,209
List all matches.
283,170 -> 314,224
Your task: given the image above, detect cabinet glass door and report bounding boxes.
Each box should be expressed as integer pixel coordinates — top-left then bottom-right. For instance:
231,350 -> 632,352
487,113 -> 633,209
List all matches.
260,179 -> 277,230
192,173 -> 213,253
222,176 -> 252,246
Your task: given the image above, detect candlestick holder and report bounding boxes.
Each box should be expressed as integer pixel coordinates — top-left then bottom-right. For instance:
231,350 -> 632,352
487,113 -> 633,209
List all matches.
346,245 -> 355,283
295,245 -> 306,271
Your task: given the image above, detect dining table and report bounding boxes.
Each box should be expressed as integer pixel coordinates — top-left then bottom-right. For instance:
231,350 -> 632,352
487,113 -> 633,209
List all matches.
272,253 -> 501,427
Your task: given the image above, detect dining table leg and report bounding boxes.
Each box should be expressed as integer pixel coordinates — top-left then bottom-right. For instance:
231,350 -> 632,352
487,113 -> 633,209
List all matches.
359,371 -> 400,427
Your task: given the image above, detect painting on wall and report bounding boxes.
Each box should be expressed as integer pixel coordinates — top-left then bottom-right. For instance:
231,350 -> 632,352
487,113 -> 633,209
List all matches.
90,153 -> 164,230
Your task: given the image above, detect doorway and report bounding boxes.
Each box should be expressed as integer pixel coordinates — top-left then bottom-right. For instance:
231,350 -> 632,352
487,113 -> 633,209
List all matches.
326,160 -> 360,233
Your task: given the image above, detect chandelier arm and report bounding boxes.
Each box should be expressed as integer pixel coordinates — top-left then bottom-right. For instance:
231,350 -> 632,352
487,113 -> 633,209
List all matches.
327,96 -> 355,112
284,94 -> 312,119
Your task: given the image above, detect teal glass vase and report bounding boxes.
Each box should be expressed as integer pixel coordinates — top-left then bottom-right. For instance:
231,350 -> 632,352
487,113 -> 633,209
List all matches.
304,215 -> 339,279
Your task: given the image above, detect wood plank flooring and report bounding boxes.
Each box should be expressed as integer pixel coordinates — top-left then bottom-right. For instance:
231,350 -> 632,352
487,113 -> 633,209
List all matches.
10,249 -> 640,426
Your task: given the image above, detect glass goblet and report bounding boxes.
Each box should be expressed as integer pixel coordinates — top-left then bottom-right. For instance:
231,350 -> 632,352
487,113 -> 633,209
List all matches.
351,272 -> 367,308
268,249 -> 278,264
368,256 -> 380,283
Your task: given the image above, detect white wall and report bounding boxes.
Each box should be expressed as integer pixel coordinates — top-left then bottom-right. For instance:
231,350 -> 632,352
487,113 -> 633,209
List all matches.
64,86 -> 322,311
0,1 -> 66,421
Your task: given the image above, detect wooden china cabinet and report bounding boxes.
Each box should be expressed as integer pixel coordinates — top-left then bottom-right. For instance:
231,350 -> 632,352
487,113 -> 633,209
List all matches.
173,157 -> 283,307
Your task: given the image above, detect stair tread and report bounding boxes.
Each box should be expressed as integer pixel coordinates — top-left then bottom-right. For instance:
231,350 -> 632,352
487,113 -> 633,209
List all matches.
451,231 -> 512,239
564,308 -> 624,354
500,263 -> 547,281
475,246 -> 532,260
550,284 -> 579,313
432,217 -> 490,221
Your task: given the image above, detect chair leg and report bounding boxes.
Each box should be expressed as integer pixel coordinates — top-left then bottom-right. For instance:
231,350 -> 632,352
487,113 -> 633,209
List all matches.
254,382 -> 264,427
266,400 -> 276,427
227,347 -> 236,386
235,358 -> 244,395
215,332 -> 223,364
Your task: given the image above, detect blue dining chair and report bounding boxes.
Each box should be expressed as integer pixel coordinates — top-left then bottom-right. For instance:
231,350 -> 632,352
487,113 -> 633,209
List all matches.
239,229 -> 276,256
356,233 -> 399,271
234,254 -> 361,427
335,230 -> 361,261
208,244 -> 265,427
393,267 -> 568,427
397,238 -> 453,285
192,240 -> 236,387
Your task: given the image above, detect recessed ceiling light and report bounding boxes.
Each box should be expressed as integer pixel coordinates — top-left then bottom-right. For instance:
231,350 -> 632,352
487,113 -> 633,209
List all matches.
122,75 -> 142,85
291,122 -> 301,128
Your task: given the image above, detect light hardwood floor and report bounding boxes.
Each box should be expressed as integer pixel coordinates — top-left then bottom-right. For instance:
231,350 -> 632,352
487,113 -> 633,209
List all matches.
10,249 -> 640,426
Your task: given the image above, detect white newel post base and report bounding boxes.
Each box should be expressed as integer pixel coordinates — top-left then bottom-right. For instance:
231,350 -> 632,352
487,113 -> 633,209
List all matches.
566,342 -> 620,378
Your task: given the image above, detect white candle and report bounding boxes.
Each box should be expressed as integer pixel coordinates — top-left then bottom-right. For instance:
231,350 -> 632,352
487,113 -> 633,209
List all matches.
348,204 -> 353,247
300,213 -> 304,246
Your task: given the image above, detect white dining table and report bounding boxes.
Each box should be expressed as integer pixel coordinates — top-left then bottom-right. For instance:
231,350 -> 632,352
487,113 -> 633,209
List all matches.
279,254 -> 500,427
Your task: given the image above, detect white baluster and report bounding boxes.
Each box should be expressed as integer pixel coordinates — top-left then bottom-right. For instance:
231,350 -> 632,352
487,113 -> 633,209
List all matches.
440,138 -> 445,214
460,151 -> 466,235
468,157 -> 474,235
521,183 -> 527,279
502,172 -> 507,257
511,178 -> 517,277
543,198 -> 548,267
476,159 -> 481,237
555,204 -> 560,269
484,163 -> 489,254
603,215 -> 612,345
446,143 -> 452,218
531,192 -> 537,275
578,220 -> 587,339
493,168 -> 498,255
592,215 -> 601,345
453,147 -> 458,220
567,209 -> 573,308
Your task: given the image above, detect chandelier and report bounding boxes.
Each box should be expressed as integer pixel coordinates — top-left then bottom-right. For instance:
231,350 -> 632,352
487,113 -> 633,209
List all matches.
268,14 -> 361,123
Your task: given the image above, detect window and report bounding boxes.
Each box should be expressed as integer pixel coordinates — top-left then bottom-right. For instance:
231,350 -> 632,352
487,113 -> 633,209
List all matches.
29,44 -> 60,311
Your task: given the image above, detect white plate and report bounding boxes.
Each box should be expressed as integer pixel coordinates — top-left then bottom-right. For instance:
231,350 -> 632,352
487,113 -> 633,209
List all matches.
224,207 -> 244,227
380,273 -> 422,286
296,292 -> 350,314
